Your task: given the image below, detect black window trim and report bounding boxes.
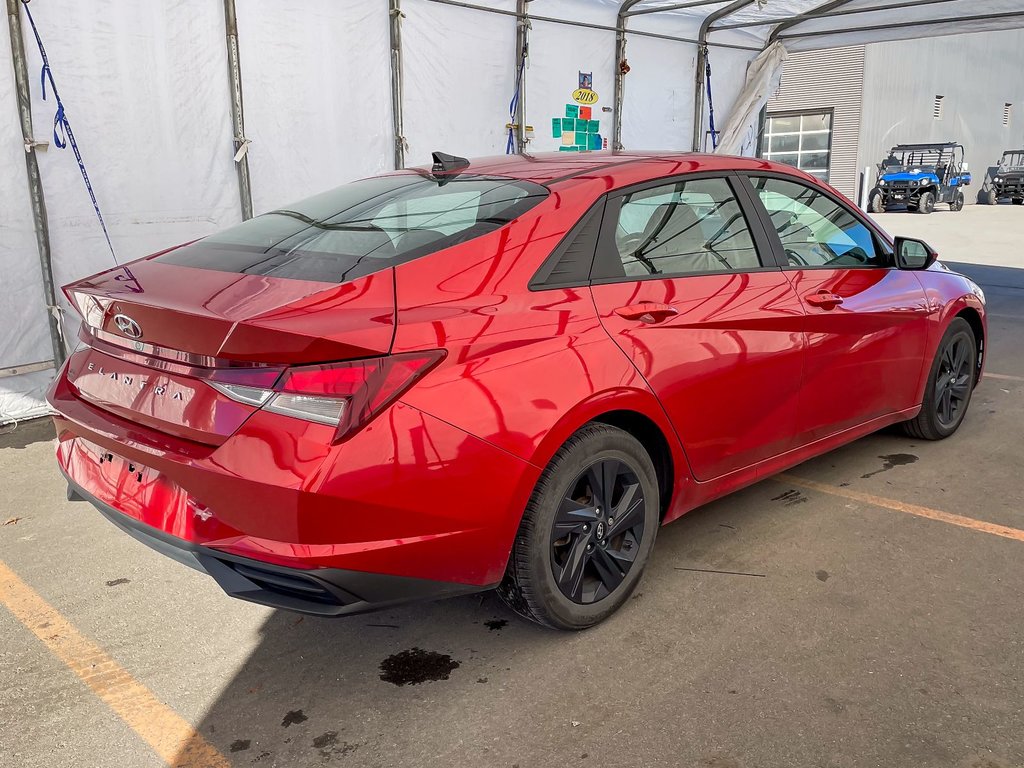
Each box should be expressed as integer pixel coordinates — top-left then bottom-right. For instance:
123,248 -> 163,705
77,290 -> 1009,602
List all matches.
589,171 -> 783,285
528,198 -> 607,291
738,171 -> 896,272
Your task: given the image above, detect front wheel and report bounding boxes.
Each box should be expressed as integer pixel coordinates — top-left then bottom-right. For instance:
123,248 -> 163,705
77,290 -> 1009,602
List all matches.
916,191 -> 936,214
498,423 -> 659,630
985,189 -> 998,205
869,191 -> 885,213
1013,198 -> 1024,206
902,318 -> 977,440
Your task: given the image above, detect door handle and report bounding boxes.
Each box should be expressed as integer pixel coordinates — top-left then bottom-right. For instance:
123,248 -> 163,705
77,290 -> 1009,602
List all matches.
614,302 -> 679,323
805,291 -> 844,309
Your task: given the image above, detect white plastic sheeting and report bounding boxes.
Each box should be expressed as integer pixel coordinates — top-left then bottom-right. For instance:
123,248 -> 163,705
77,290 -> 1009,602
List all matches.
236,1 -> 393,213
715,42 -> 789,156
5,0 -> 1024,423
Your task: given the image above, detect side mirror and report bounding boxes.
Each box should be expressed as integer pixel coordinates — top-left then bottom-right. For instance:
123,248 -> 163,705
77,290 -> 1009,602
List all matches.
895,236 -> 938,270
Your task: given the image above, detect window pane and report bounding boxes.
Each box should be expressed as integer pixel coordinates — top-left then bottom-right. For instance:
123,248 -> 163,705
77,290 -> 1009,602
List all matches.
768,115 -> 801,133
615,178 -> 761,277
767,152 -> 800,168
801,132 -> 830,151
800,152 -> 831,171
747,177 -> 882,268
802,113 -> 832,132
769,134 -> 800,153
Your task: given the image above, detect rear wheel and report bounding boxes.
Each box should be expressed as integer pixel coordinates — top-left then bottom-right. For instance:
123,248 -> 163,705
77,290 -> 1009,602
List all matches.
950,191 -> 965,211
917,191 -> 936,214
902,318 -> 977,440
1013,198 -> 1024,206
498,424 -> 659,630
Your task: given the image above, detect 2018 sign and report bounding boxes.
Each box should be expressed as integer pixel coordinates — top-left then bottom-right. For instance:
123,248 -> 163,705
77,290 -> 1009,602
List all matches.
572,88 -> 599,105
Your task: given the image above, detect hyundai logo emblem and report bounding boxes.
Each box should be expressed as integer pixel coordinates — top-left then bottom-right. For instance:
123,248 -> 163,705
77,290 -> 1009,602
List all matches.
112,313 -> 142,339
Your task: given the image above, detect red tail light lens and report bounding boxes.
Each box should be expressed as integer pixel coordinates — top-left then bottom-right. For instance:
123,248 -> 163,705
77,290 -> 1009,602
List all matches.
264,350 -> 445,442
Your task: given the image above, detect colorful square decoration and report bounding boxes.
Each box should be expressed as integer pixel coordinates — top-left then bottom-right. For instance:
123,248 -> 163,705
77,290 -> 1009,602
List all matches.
579,106 -> 592,121
552,118 -> 562,138
562,117 -> 574,131
589,133 -> 602,150
565,104 -> 579,119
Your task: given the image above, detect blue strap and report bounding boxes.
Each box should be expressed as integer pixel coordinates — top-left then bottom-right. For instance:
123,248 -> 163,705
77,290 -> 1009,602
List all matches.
506,41 -> 528,155
704,46 -> 718,151
21,0 -> 119,265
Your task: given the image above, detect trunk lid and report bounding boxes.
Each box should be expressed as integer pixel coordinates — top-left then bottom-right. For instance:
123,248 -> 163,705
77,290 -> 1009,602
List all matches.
63,258 -> 395,445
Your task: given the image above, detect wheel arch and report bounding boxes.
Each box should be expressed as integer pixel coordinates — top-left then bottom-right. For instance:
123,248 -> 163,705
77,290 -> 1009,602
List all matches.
590,410 -> 676,519
526,391 -> 689,521
954,305 -> 986,384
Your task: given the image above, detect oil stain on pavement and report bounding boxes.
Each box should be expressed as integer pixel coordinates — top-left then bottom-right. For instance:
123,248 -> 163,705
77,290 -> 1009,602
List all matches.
861,453 -> 918,479
378,648 -> 461,686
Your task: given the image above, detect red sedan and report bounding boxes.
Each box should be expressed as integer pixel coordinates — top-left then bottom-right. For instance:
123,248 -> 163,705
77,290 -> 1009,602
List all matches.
48,152 -> 987,629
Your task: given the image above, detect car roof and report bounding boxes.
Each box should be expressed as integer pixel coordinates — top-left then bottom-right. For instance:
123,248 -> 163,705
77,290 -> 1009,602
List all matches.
401,151 -> 819,188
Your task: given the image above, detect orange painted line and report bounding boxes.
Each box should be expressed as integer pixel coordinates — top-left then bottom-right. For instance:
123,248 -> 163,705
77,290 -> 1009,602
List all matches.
984,372 -> 1024,382
777,475 -> 1024,544
0,560 -> 230,768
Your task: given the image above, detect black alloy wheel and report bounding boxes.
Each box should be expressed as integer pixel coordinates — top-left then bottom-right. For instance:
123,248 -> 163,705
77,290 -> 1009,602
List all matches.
499,423 -> 659,630
934,334 -> 973,429
903,317 -> 977,440
550,459 -> 646,604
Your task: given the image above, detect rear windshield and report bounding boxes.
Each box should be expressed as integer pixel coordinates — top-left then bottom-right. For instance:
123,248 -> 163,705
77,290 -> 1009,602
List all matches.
157,174 -> 548,282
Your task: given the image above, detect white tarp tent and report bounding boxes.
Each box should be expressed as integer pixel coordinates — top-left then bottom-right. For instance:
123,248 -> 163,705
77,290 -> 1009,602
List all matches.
3,0 -> 1023,425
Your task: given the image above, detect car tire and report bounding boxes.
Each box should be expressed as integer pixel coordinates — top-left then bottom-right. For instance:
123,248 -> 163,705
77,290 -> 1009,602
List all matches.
985,189 -> 998,205
917,191 -> 935,214
902,318 -> 977,441
1013,198 -> 1024,206
497,423 -> 659,630
869,192 -> 885,214
950,191 -> 965,212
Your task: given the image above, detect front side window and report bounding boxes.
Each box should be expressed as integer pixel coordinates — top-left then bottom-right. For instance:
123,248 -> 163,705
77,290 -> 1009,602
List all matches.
748,176 -> 884,268
762,112 -> 832,181
158,175 -> 548,283
612,177 -> 762,278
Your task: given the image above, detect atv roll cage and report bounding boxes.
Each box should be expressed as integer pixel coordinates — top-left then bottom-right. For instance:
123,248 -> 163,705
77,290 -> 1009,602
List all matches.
869,142 -> 971,214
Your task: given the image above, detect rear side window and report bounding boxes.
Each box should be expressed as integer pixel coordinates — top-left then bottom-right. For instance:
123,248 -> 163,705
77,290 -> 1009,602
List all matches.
610,177 -> 762,278
158,175 -> 548,283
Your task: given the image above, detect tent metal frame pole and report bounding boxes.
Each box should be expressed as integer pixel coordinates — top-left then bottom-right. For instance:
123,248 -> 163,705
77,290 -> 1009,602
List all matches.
223,0 -> 253,220
717,0 -> 961,32
612,0 -> 645,150
514,0 -> 529,152
693,0 -> 756,151
6,0 -> 64,368
778,8 -> 1024,41
624,0 -> 729,18
388,0 -> 406,169
768,0 -> 855,44
424,0 -> 761,52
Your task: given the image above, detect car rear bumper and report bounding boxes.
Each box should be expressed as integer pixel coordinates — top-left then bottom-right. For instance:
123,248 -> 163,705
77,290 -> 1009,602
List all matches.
61,466 -> 492,616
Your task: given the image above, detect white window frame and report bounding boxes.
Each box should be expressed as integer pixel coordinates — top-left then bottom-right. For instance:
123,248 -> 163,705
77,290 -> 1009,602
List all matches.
761,110 -> 834,182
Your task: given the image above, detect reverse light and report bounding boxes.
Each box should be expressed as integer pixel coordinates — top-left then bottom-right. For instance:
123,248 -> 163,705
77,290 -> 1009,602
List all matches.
216,350 -> 446,442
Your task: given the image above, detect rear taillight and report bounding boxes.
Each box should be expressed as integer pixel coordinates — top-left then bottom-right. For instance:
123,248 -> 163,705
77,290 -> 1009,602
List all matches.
212,351 -> 445,442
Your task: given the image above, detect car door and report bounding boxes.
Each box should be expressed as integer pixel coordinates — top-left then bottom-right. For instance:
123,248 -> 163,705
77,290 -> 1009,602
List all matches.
589,173 -> 807,482
742,173 -> 932,442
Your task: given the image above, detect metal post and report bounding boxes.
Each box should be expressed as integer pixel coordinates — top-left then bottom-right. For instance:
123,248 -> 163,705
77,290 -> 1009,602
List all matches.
692,0 -> 756,151
388,0 -> 406,169
612,0 -> 644,151
514,0 -> 529,152
223,0 -> 253,220
7,0 -> 64,368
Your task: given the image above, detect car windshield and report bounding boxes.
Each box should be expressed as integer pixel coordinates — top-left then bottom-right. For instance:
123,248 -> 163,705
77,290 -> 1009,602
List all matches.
157,174 -> 548,283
